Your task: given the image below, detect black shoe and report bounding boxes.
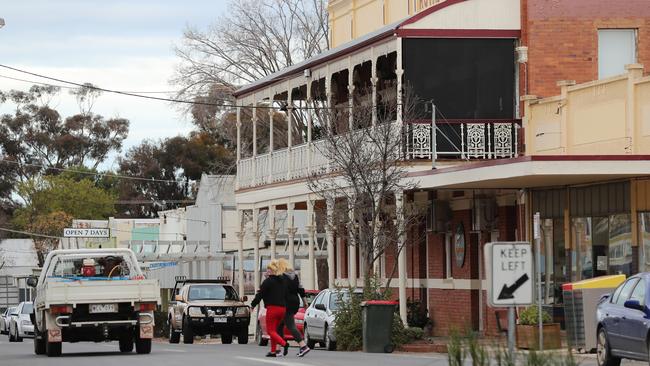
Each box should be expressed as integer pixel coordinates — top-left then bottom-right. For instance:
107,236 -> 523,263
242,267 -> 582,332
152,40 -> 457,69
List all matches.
297,346 -> 311,357
283,343 -> 289,356
265,352 -> 277,357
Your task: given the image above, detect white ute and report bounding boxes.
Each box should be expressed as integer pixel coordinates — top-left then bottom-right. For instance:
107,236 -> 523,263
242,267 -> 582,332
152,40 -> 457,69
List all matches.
28,249 -> 161,357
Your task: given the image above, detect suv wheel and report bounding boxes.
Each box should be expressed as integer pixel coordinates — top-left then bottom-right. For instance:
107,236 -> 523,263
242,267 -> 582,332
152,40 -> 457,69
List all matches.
237,329 -> 248,344
304,323 -> 316,349
324,324 -> 336,351
597,328 -> 620,366
256,322 -> 268,346
182,317 -> 194,344
221,333 -> 233,344
169,318 -> 180,344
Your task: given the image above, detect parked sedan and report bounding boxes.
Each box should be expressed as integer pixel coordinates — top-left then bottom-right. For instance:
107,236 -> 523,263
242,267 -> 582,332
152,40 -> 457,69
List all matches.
1,307 -> 16,335
596,273 -> 650,366
256,290 -> 319,346
8,302 -> 34,342
303,289 -> 362,351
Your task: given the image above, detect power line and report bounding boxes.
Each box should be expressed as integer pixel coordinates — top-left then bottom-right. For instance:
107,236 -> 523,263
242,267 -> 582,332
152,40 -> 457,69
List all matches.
0,158 -> 183,184
0,227 -> 61,239
0,74 -> 176,94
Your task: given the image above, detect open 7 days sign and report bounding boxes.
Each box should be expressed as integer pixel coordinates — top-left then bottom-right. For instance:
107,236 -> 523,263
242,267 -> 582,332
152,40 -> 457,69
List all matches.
485,242 -> 533,307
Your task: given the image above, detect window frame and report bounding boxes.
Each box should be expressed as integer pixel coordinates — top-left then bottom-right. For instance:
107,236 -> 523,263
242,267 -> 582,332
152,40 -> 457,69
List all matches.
613,278 -> 639,306
598,28 -> 637,79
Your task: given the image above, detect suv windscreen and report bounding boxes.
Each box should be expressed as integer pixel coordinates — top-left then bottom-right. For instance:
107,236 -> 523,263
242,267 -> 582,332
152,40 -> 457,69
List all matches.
188,285 -> 238,301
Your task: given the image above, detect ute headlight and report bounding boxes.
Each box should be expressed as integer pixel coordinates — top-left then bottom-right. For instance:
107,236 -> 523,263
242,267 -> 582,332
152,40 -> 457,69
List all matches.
235,307 -> 249,316
188,307 -> 204,317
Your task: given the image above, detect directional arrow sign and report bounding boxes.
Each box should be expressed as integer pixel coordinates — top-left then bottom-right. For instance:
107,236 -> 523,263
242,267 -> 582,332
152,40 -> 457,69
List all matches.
485,242 -> 533,307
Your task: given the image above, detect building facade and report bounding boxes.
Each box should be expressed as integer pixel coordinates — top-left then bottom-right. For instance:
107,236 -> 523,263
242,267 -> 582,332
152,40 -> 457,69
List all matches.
231,0 -> 650,335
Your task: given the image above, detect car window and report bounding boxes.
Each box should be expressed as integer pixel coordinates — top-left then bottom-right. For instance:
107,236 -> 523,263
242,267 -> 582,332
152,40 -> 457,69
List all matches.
21,303 -> 33,314
615,279 -> 639,305
188,285 -> 237,301
630,279 -> 646,305
311,292 -> 325,307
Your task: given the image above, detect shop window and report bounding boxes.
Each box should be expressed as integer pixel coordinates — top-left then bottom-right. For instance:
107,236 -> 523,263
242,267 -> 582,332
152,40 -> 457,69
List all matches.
598,29 -> 637,79
540,218 -> 566,304
571,214 -> 632,281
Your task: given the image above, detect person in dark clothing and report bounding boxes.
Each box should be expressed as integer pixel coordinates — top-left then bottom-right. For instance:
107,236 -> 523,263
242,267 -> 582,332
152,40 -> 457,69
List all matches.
276,259 -> 310,357
250,259 -> 288,357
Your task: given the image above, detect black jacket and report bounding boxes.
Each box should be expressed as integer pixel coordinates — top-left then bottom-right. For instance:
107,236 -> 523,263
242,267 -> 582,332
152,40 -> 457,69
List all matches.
284,272 -> 306,313
251,275 -> 287,308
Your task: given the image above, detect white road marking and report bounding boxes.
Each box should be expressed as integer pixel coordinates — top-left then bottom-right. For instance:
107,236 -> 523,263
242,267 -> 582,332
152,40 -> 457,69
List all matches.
236,356 -> 318,366
159,348 -> 187,353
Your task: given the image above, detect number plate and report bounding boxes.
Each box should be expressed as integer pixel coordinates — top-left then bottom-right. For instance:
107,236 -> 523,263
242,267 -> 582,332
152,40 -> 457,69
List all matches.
89,303 -> 118,313
213,317 -> 227,323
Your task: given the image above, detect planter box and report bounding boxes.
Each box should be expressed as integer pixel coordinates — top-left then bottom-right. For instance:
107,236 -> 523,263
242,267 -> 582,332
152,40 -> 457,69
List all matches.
516,324 -> 562,350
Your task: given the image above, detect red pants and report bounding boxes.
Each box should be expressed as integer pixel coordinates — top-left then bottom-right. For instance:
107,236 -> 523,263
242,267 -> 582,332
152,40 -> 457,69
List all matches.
265,305 -> 287,352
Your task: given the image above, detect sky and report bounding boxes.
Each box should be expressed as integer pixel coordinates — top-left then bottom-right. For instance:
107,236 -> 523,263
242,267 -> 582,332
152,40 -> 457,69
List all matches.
0,0 -> 229,171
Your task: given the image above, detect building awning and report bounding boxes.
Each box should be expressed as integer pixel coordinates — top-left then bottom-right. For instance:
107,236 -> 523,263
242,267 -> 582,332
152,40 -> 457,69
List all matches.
409,156 -> 650,189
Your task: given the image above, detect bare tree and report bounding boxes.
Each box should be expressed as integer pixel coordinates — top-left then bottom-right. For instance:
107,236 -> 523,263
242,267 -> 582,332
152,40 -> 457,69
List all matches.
172,0 -> 329,104
308,88 -> 427,286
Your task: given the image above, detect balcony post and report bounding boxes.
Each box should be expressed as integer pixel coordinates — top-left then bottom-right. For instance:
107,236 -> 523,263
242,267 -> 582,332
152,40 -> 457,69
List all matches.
236,209 -> 245,297
396,37 -> 404,128
326,198 -> 335,288
236,106 -> 241,190
348,198 -> 357,287
287,202 -> 296,267
268,205 -> 277,261
307,80 -> 313,175
395,190 -> 407,325
325,64 -> 332,172
371,47 -> 377,126
252,208 -> 261,288
287,83 -> 293,180
306,199 -> 317,290
252,104 -> 258,184
348,57 -> 355,131
268,92 -> 274,183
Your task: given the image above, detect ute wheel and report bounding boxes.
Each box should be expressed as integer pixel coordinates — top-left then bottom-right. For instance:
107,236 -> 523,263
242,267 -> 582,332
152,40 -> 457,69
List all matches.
34,327 -> 46,355
324,325 -> 336,351
119,334 -> 134,353
256,323 -> 268,346
596,328 -> 620,366
221,333 -> 233,344
135,337 -> 151,354
182,317 -> 194,344
169,318 -> 180,344
45,331 -> 62,357
304,323 -> 316,349
238,329 -> 249,344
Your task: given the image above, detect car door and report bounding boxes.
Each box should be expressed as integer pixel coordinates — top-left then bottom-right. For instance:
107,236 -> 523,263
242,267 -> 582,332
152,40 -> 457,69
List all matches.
307,292 -> 327,339
618,278 -> 648,358
608,278 -> 639,351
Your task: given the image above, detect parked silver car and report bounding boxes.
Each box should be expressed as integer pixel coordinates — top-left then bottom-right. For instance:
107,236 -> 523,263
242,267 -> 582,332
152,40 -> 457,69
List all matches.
9,302 -> 34,342
303,289 -> 361,351
1,307 -> 16,335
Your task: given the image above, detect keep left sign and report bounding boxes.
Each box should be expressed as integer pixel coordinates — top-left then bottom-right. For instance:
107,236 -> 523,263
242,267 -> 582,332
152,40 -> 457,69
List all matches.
485,242 -> 533,307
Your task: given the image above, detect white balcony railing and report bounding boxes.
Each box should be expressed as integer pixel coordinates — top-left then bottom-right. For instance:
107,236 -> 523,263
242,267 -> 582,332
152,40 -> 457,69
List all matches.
237,119 -> 521,189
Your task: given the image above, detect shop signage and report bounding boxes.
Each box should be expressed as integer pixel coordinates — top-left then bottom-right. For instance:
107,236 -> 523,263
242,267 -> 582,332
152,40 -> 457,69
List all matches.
63,228 -> 110,238
485,241 -> 533,307
454,223 -> 465,267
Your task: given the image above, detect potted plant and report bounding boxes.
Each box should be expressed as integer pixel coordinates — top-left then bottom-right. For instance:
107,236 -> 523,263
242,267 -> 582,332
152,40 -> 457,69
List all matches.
515,306 -> 561,349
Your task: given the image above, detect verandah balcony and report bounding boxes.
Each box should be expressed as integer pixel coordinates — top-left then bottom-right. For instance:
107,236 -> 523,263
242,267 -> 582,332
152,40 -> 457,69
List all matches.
236,119 -> 521,189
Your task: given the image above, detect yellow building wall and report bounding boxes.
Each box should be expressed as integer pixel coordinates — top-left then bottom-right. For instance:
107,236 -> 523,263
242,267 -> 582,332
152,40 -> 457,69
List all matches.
328,0 -> 446,48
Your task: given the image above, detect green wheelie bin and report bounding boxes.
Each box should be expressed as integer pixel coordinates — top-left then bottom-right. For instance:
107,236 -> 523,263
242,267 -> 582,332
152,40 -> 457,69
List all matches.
361,300 -> 398,353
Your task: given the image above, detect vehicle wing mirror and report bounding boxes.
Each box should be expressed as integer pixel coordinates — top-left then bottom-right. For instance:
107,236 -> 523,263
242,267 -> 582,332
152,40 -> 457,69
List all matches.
314,303 -> 326,311
175,294 -> 183,302
624,299 -> 645,311
26,277 -> 37,287
241,295 -> 248,302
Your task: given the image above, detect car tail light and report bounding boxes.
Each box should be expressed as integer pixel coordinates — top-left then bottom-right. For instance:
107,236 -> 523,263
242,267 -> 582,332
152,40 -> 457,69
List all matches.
138,303 -> 157,312
50,305 -> 72,315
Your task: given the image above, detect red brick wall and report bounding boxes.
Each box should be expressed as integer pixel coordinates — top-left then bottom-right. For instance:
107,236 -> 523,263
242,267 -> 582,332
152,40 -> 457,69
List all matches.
428,288 -> 479,335
524,0 -> 650,98
428,232 -> 445,278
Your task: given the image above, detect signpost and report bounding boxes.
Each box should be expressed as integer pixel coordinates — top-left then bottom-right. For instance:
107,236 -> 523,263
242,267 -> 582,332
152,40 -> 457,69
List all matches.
63,228 -> 110,238
534,212 -> 543,351
485,241 -> 533,355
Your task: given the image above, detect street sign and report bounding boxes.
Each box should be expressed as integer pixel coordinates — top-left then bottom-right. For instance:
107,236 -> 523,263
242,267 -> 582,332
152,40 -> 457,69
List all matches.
63,228 -> 110,238
485,241 -> 533,307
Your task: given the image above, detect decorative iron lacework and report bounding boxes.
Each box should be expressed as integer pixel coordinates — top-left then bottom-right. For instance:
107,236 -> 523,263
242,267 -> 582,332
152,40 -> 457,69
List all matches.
410,124 -> 432,159
465,123 -> 486,158
493,123 -> 513,158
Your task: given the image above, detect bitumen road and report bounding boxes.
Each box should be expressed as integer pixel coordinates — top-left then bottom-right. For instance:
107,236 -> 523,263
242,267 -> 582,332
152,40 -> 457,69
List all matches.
0,336 -> 643,366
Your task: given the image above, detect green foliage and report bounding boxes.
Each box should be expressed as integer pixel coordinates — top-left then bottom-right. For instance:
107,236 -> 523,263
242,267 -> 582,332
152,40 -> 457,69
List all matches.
466,332 -> 489,366
447,331 -> 466,366
407,298 -> 430,328
333,274 -> 416,351
493,345 -> 516,366
519,306 -> 552,325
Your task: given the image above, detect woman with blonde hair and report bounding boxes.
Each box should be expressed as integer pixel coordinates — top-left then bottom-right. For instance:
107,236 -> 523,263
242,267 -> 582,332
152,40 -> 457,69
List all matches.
250,259 -> 288,357
276,258 -> 311,357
